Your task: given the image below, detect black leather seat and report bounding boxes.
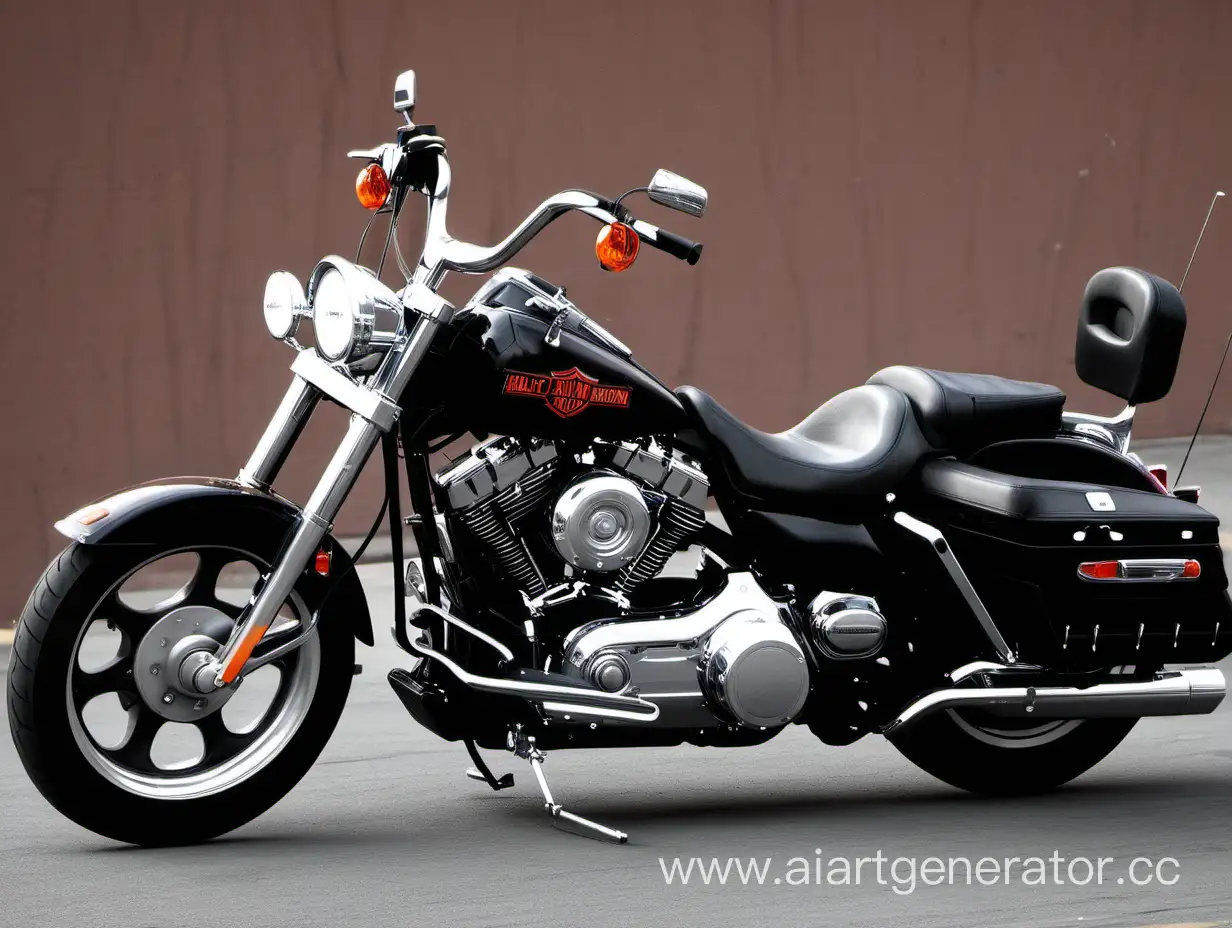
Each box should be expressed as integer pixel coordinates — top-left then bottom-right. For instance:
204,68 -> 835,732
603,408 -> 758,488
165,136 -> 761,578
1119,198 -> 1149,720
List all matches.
866,366 -> 1065,452
676,384 -> 931,519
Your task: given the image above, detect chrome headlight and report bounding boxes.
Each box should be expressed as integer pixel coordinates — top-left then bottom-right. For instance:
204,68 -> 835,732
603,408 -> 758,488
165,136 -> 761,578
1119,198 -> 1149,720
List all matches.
262,271 -> 308,341
307,256 -> 405,363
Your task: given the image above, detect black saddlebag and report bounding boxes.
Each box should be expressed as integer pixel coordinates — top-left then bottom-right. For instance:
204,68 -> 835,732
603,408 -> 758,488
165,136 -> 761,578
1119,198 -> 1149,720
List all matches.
910,459 -> 1232,670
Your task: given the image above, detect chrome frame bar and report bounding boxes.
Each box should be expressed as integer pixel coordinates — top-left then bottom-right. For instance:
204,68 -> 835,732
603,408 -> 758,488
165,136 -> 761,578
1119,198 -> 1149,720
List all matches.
406,625 -> 660,721
894,511 -> 1017,664
1060,404 -> 1135,454
412,603 -> 514,662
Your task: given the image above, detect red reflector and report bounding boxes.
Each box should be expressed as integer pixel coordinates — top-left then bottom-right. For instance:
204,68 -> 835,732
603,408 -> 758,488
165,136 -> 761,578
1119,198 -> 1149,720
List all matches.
1183,559 -> 1201,579
314,547 -> 331,577
1148,464 -> 1168,490
1078,561 -> 1120,580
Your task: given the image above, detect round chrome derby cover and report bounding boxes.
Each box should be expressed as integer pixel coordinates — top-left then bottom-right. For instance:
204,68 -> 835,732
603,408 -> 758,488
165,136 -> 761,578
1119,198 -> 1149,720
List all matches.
702,612 -> 810,728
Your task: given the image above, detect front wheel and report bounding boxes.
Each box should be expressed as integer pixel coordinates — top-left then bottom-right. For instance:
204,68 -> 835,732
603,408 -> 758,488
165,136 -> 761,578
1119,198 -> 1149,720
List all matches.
8,525 -> 354,846
888,709 -> 1138,796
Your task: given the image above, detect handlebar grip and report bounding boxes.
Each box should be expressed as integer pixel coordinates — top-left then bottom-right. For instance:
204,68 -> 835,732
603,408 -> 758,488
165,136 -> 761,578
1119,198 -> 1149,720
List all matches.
634,222 -> 704,265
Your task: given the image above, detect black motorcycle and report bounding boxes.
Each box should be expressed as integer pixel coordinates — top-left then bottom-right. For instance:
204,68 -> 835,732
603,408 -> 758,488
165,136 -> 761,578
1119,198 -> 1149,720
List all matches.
10,70 -> 1229,846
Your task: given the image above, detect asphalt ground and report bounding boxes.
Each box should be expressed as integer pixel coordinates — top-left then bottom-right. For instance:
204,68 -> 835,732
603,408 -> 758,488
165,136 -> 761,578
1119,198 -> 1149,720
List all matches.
1,436 -> 1230,927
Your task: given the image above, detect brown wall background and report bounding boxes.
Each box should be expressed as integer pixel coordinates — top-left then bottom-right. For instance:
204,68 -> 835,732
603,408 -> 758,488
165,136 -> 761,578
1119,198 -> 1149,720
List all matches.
4,0 -> 1232,624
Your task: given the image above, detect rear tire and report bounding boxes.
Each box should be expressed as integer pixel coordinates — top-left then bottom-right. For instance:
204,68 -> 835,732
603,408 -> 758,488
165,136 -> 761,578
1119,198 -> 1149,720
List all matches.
8,527 -> 354,846
888,710 -> 1137,796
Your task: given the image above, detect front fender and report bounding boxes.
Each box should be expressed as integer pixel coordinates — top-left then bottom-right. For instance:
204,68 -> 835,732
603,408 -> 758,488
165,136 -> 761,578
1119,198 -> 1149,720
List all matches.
55,476 -> 374,646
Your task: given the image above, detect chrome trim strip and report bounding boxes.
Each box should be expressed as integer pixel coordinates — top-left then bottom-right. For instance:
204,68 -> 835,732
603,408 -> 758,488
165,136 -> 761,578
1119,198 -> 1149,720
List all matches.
540,701 -> 664,723
884,668 -> 1225,734
290,350 -> 400,432
894,511 -> 1017,664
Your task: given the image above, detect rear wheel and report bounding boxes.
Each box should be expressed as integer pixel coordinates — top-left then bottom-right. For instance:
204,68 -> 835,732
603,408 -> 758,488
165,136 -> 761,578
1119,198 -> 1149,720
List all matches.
888,709 -> 1137,796
8,524 -> 354,846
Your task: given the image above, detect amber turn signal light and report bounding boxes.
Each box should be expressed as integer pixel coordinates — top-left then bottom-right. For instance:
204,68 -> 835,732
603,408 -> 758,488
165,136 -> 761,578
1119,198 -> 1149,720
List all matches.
75,505 -> 109,526
356,163 -> 391,210
595,222 -> 639,272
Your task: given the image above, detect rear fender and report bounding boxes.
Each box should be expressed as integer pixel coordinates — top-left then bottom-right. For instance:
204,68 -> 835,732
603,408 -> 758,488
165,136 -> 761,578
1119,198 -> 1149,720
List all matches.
55,477 -> 374,646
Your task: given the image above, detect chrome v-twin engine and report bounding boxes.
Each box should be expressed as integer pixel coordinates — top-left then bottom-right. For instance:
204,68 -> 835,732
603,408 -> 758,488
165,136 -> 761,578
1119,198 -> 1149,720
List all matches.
559,571 -> 811,729
435,435 -> 709,598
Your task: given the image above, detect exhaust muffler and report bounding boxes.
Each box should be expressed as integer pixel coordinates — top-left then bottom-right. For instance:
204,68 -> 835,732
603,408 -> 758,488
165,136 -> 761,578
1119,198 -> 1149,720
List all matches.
884,667 -> 1225,734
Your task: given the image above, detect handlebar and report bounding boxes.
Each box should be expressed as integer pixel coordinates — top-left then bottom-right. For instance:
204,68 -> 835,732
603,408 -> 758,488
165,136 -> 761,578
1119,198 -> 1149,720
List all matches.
630,221 -> 704,265
403,143 -> 702,289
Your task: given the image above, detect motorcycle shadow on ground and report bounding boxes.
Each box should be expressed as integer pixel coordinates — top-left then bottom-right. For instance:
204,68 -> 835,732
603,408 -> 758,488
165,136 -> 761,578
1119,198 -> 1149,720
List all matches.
80,769 -> 1230,854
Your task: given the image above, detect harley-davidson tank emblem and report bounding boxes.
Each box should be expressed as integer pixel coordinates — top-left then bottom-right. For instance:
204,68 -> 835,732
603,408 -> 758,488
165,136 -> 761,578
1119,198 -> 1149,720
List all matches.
502,367 -> 632,418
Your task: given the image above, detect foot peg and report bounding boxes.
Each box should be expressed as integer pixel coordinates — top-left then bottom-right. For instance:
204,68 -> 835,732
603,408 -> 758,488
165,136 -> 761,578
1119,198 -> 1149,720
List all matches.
464,739 -> 515,791
510,729 -> 627,844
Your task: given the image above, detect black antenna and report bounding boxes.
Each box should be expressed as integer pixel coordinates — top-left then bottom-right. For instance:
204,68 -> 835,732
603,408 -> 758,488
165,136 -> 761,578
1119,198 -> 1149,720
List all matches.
1174,190 -> 1225,486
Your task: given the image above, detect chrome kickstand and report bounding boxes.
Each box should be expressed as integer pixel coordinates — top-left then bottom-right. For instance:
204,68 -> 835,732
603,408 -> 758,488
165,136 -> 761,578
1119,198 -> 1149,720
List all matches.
509,728 -> 627,844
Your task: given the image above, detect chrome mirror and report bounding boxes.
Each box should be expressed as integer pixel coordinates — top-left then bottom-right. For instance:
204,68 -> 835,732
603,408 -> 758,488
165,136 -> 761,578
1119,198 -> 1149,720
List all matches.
394,70 -> 416,123
647,169 -> 707,218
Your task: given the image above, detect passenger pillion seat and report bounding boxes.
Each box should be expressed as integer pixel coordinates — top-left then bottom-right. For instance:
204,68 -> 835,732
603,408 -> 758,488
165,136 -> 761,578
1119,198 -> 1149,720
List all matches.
675,384 -> 931,521
866,366 -> 1066,453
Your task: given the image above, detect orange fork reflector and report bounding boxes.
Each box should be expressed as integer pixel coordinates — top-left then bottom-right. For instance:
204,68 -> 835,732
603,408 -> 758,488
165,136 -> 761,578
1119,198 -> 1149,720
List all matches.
220,625 -> 271,684
314,546 -> 331,577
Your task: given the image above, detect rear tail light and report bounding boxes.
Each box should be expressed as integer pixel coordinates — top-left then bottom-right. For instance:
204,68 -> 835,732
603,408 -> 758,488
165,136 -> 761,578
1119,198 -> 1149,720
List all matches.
1147,464 -> 1168,493
1079,558 -> 1200,581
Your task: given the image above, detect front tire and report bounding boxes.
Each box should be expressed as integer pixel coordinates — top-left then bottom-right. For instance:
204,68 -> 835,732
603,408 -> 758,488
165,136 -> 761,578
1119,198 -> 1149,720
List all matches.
8,527 -> 354,846
888,709 -> 1137,796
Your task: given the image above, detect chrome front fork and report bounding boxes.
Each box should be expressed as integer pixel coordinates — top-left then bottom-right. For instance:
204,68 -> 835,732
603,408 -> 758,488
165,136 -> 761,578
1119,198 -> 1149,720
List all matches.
204,288 -> 454,689
238,376 -> 322,491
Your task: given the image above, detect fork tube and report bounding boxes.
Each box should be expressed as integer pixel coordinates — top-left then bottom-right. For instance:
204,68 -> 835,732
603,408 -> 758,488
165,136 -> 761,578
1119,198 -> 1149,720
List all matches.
213,413 -> 383,685
238,376 -> 322,490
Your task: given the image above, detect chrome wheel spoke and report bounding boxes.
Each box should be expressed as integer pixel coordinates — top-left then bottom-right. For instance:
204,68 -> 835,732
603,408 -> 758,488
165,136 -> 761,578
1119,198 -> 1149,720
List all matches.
195,711 -> 251,766
105,707 -> 163,772
72,656 -> 137,704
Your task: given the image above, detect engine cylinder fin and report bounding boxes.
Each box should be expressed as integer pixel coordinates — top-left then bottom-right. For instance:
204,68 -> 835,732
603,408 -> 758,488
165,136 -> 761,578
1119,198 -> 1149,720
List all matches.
617,500 -> 707,592
457,459 -> 559,596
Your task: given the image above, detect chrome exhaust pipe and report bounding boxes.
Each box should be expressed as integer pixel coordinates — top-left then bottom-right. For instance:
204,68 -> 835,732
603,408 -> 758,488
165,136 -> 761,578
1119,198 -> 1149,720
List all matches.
884,668 -> 1225,735
405,618 -> 660,722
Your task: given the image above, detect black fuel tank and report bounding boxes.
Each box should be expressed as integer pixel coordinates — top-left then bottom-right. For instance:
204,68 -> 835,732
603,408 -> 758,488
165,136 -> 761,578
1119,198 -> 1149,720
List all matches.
426,270 -> 686,439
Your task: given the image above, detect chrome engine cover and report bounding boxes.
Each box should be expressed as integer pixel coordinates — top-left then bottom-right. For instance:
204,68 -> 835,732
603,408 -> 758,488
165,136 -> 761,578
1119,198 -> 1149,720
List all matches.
809,591 -> 887,660
551,474 -> 651,572
560,572 -> 811,728
702,614 -> 810,727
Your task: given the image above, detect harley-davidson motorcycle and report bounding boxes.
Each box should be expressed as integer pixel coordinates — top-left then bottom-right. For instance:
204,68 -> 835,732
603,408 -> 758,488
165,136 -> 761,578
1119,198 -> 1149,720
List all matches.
10,70 -> 1230,846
